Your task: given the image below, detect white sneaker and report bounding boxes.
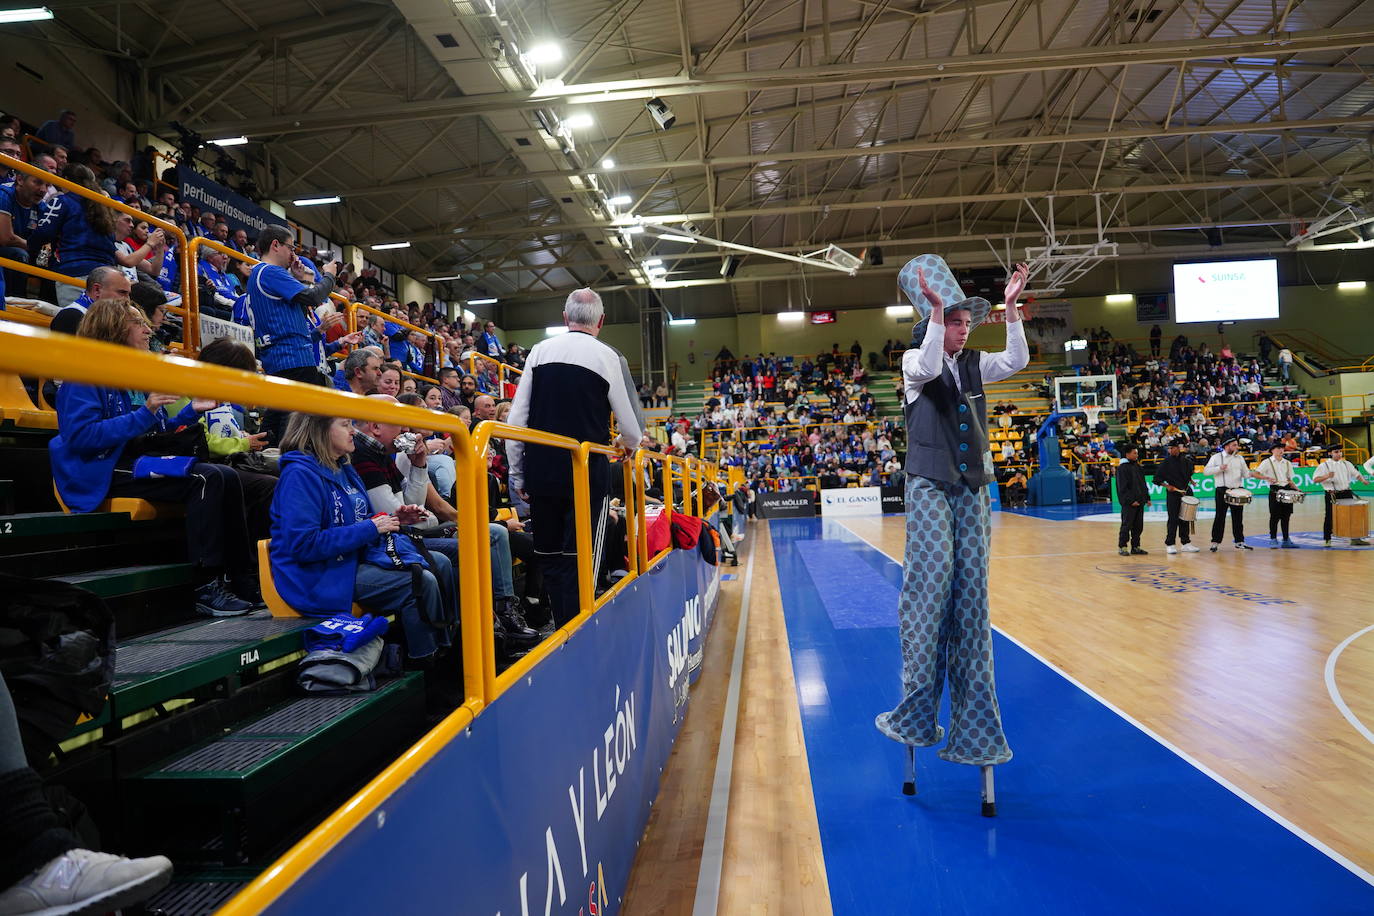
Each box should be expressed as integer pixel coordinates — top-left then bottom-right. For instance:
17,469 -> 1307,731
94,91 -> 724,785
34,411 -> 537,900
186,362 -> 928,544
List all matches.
1166,545 -> 1178,555
1181,544 -> 1200,553
0,848 -> 172,916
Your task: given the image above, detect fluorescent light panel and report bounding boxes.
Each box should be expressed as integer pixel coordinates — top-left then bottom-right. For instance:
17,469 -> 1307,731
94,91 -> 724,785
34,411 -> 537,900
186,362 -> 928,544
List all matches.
657,233 -> 694,243
371,242 -> 411,250
528,43 -> 563,65
0,7 -> 54,22
1106,293 -> 1134,303
1337,280 -> 1367,291
467,297 -> 498,305
608,195 -> 632,206
601,158 -> 615,169
563,112 -> 594,129
427,275 -> 463,282
209,136 -> 248,146
293,196 -> 340,206
886,305 -> 913,316
777,312 -> 805,323
668,318 -> 696,326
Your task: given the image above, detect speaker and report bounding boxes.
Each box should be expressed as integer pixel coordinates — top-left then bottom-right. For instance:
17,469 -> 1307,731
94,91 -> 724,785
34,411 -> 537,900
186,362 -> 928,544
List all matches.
869,246 -> 883,266
720,256 -> 740,278
1205,227 -> 1223,247
646,97 -> 676,130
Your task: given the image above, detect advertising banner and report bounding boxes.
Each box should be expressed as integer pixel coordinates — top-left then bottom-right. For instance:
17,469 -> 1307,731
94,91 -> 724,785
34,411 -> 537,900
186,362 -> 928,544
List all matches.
259,548 -> 715,916
1110,466 -> 1374,508
880,486 -> 904,514
759,491 -> 816,519
819,485 -> 883,517
176,166 -> 287,239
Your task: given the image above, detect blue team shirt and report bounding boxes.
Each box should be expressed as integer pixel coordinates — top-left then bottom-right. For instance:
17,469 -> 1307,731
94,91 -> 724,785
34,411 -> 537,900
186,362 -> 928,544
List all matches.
155,246 -> 178,293
199,261 -> 236,299
0,183 -> 38,238
247,261 -> 324,374
29,191 -> 117,278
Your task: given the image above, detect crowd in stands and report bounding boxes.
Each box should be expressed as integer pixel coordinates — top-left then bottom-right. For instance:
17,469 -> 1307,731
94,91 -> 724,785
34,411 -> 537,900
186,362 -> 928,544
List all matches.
673,349 -> 905,490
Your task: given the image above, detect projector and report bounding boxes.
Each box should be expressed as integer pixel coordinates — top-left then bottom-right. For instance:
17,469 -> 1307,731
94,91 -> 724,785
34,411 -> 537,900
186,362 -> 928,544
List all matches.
821,244 -> 863,272
646,97 -> 676,130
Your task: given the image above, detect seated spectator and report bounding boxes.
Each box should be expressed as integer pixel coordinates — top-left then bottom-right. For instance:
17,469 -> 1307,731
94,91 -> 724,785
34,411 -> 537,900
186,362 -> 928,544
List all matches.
269,411 -> 454,665
0,164 -> 49,297
198,247 -> 238,318
50,265 -> 130,334
128,281 -> 173,353
51,298 -> 257,615
114,218 -> 165,284
28,164 -> 118,308
339,347 -> 383,396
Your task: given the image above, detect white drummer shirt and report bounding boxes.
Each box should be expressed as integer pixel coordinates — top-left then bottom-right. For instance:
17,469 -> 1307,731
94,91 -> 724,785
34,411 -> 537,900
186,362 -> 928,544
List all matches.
1315,458 -> 1367,492
1255,456 -> 1294,487
1203,452 -> 1250,489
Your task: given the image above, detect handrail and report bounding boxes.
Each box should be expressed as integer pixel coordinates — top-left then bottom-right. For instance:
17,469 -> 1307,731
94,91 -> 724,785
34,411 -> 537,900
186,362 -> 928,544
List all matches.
344,301 -> 443,386
463,352 -> 523,397
0,152 -> 195,349
0,255 -> 86,291
1124,395 -> 1316,428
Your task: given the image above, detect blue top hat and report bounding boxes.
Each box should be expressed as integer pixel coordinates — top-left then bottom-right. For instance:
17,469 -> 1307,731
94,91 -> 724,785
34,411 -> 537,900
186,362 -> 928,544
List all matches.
897,254 -> 992,343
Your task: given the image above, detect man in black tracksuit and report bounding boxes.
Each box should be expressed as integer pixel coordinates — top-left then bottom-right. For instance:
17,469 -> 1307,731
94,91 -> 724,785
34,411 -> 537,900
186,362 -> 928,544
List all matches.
1115,445 -> 1149,556
1153,437 -> 1197,553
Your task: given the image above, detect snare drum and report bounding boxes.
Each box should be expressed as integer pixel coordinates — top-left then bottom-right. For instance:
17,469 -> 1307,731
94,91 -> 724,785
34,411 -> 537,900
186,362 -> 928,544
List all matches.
1178,495 -> 1200,522
1224,488 -> 1253,507
1274,488 -> 1305,505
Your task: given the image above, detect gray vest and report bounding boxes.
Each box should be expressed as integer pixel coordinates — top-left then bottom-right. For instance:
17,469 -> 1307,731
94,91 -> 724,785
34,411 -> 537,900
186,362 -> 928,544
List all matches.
903,351 -> 990,489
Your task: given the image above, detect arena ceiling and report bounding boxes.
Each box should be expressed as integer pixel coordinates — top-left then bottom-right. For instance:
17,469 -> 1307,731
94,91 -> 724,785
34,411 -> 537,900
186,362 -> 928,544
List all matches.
26,0 -> 1374,322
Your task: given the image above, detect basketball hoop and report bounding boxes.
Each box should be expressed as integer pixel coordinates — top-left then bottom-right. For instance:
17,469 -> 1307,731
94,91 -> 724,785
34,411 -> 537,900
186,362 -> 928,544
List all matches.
1083,406 -> 1102,429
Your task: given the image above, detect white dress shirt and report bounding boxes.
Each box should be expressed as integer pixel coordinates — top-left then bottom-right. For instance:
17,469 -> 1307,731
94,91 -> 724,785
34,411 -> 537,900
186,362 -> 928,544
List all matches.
1316,458 -> 1366,492
902,319 -> 1028,404
1256,456 -> 1294,487
1203,452 -> 1250,489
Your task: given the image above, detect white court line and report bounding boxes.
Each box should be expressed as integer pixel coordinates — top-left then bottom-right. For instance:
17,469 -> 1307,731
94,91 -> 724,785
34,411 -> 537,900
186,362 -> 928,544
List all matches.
1325,625 -> 1374,748
692,533 -> 758,916
842,522 -> 1374,888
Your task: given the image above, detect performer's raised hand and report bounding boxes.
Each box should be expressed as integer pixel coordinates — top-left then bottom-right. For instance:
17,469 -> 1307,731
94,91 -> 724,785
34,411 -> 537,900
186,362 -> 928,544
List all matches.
1003,262 -> 1029,315
917,267 -> 945,325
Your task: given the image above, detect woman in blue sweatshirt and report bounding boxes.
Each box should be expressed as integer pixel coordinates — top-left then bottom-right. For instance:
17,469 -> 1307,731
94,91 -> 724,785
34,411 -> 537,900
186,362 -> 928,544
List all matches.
27,164 -> 118,310
269,412 -> 454,662
49,298 -> 257,616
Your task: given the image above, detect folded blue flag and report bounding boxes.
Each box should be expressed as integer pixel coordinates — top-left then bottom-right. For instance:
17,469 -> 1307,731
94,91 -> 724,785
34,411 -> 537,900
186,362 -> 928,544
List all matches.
132,455 -> 197,479
304,613 -> 389,653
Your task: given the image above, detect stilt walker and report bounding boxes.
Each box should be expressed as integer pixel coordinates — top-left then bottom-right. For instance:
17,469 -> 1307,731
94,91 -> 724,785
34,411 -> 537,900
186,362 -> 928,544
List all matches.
875,254 -> 1029,816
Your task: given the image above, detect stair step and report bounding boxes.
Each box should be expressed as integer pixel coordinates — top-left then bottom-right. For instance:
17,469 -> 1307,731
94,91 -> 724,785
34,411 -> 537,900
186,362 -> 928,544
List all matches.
108,613 -> 317,718
48,562 -> 194,599
0,532 -> 184,577
0,510 -> 141,541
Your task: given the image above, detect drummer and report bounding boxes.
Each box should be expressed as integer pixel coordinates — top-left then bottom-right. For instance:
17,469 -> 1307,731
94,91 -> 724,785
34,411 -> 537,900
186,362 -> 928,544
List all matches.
1254,442 -> 1299,548
1314,444 -> 1371,548
1204,436 -> 1254,551
1153,437 -> 1198,554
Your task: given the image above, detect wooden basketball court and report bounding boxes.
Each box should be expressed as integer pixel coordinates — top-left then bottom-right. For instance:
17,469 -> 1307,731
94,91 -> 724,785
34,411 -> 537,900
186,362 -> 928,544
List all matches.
624,504 -> 1374,914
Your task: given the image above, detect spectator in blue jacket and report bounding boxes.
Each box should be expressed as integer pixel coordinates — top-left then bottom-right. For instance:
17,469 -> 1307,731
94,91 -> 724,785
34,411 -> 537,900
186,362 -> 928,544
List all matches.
27,164 -> 117,308
49,298 -> 257,616
269,411 -> 454,662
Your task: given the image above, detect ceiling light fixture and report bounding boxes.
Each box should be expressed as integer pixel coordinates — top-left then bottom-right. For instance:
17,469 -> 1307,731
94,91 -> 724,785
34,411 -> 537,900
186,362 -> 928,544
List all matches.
886,305 -> 913,317
563,111 -> 594,129
1337,280 -> 1367,291
643,258 -> 663,267
601,158 -> 615,169
527,43 -> 563,65
608,195 -> 632,206
668,318 -> 696,326
208,136 -> 249,147
657,233 -> 694,243
293,196 -> 341,206
371,242 -> 411,250
467,297 -> 498,305
1106,293 -> 1134,303
0,7 -> 54,23
777,312 -> 804,323
427,275 -> 463,282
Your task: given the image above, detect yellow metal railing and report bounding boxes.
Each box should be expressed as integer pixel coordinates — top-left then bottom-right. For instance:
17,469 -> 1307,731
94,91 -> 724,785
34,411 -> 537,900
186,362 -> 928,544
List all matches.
0,320 -> 726,915
345,301 -> 445,386
463,352 -> 523,398
0,152 -> 196,348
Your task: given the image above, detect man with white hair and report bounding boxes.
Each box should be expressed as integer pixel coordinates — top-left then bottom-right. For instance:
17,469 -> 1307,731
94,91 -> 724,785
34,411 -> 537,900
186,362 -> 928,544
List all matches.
506,288 -> 644,626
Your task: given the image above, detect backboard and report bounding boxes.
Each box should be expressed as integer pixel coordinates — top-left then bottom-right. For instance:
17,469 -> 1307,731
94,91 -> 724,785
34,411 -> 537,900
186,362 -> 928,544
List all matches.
1053,374 -> 1118,424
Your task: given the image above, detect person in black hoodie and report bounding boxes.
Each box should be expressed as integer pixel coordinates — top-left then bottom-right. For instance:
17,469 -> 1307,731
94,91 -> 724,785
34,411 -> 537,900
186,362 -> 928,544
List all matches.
1116,445 -> 1149,556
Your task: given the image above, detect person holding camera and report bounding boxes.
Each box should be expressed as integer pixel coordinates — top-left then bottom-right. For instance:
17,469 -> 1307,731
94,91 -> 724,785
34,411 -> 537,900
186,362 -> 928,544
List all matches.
247,225 -> 339,444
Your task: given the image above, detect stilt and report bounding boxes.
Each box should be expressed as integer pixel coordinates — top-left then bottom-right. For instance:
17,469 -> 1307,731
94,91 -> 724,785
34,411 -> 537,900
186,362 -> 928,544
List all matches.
980,764 -> 996,817
901,745 -> 916,796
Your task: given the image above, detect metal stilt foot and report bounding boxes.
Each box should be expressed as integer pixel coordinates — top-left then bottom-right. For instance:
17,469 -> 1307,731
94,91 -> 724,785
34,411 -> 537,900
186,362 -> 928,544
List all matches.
901,745 -> 916,796
980,764 -> 996,817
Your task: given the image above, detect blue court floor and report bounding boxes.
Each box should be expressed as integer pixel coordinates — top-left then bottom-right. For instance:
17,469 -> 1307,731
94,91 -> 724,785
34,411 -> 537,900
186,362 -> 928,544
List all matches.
768,517 -> 1374,915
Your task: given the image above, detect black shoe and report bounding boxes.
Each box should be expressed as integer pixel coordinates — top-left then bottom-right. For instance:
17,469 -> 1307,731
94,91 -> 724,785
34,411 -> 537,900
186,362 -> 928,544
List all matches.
1130,548 -> 1149,555
194,578 -> 255,617
493,607 -> 541,652
1235,542 -> 1253,550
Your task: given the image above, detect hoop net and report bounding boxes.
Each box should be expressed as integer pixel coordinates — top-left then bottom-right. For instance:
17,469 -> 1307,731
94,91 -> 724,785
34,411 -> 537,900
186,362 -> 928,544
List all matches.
1082,406 -> 1102,429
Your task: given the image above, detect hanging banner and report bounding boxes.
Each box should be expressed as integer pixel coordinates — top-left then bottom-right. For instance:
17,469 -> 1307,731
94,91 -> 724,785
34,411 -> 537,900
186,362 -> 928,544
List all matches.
199,313 -> 253,347
176,166 -> 287,239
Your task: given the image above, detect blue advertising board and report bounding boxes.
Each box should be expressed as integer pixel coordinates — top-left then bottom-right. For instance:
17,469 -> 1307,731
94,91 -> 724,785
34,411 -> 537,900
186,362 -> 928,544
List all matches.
259,548 -> 718,916
176,166 -> 287,239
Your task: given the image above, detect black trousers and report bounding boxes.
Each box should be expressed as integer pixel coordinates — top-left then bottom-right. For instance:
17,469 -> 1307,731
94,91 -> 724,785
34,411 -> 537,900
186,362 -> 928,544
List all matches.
261,365 -> 328,446
1268,490 -> 1294,539
108,460 -> 252,575
1324,489 -> 1356,540
529,473 -> 609,628
1118,503 -> 1144,549
1211,492 -> 1245,544
1164,491 -> 1192,545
